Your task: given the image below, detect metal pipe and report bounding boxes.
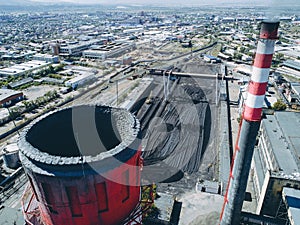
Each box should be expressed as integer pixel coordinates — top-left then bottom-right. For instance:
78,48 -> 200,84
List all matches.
220,20 -> 279,225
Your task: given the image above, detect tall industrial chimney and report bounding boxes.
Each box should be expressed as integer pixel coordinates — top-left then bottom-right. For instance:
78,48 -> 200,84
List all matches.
19,105 -> 142,225
220,21 -> 279,225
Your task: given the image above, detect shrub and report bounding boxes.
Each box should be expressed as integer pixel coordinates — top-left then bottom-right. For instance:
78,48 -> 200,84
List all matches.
273,100 -> 287,111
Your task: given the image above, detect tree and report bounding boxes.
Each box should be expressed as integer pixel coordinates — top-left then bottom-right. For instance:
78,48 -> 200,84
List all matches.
54,64 -> 64,72
8,107 -> 22,120
7,75 -> 15,83
273,100 -> 287,111
239,46 -> 246,53
22,100 -> 36,111
233,52 -> 242,60
48,65 -> 55,73
275,53 -> 284,61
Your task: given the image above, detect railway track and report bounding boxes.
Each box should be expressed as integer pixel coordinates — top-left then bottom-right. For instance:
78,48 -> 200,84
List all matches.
0,167 -> 26,204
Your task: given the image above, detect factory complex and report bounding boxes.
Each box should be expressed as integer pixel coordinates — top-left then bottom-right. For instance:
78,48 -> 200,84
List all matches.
0,3 -> 300,225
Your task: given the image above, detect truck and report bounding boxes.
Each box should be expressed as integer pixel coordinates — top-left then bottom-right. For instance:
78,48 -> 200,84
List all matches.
145,91 -> 153,104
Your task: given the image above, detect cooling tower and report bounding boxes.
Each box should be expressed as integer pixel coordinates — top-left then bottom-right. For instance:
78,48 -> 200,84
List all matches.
19,105 -> 142,225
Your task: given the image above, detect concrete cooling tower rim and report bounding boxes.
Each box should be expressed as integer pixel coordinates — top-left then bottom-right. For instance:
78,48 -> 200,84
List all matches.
18,104 -> 140,170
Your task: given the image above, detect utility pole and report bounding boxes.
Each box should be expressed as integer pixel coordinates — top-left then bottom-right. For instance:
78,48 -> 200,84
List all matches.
116,79 -> 119,107
7,107 -> 20,136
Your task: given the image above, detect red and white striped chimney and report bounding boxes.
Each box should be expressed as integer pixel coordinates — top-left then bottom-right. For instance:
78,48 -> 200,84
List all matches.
220,21 -> 279,225
243,21 -> 279,121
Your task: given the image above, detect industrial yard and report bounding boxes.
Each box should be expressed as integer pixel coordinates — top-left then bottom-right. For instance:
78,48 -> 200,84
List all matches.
0,1 -> 300,225
0,53 -> 225,224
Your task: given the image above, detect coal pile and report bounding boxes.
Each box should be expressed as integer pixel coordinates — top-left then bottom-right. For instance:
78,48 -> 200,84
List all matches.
141,76 -> 212,184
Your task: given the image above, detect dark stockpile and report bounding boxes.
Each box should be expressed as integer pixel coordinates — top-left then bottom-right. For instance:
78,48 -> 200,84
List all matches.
141,76 -> 211,185
138,61 -> 220,188
144,78 -> 209,169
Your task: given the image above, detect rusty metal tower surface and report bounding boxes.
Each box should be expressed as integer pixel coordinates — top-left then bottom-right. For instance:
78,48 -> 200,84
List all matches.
220,21 -> 280,225
19,105 -> 142,225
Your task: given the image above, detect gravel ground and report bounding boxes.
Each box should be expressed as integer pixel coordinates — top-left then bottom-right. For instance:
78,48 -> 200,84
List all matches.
23,85 -> 60,101
178,191 -> 223,225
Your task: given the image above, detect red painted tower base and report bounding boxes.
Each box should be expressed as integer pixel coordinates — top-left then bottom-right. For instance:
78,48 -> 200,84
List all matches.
19,105 -> 142,225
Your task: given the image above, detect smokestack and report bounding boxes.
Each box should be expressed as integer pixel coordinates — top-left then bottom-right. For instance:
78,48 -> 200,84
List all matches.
220,21 -> 279,225
19,105 -> 142,225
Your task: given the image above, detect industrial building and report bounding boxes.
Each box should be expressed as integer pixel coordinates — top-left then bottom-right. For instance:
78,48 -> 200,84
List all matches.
82,42 -> 136,60
0,50 -> 35,60
283,60 -> 300,72
286,82 -> 300,108
281,187 -> 300,225
19,105 -> 142,225
64,73 -> 95,89
291,83 -> 300,101
0,89 -> 24,107
8,77 -> 34,89
218,52 -> 232,61
251,111 -> 300,217
122,56 -> 133,65
0,108 -> 10,124
32,54 -> 59,63
41,77 -> 65,85
0,60 -> 51,77
59,39 -> 107,57
50,42 -> 60,56
277,60 -> 300,79
203,54 -> 221,63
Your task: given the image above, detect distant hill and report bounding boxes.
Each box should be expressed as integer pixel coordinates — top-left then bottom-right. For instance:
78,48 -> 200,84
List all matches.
0,0 -> 75,6
0,0 -> 33,6
0,0 -> 299,9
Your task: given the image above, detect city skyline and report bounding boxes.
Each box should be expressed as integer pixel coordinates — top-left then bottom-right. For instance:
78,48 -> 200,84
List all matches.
5,0 -> 300,7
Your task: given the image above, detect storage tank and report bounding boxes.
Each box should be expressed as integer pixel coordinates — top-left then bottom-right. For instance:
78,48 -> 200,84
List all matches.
3,143 -> 20,169
19,105 -> 142,225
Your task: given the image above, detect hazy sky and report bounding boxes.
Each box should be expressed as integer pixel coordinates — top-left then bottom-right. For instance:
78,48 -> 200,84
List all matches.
29,0 -> 299,7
